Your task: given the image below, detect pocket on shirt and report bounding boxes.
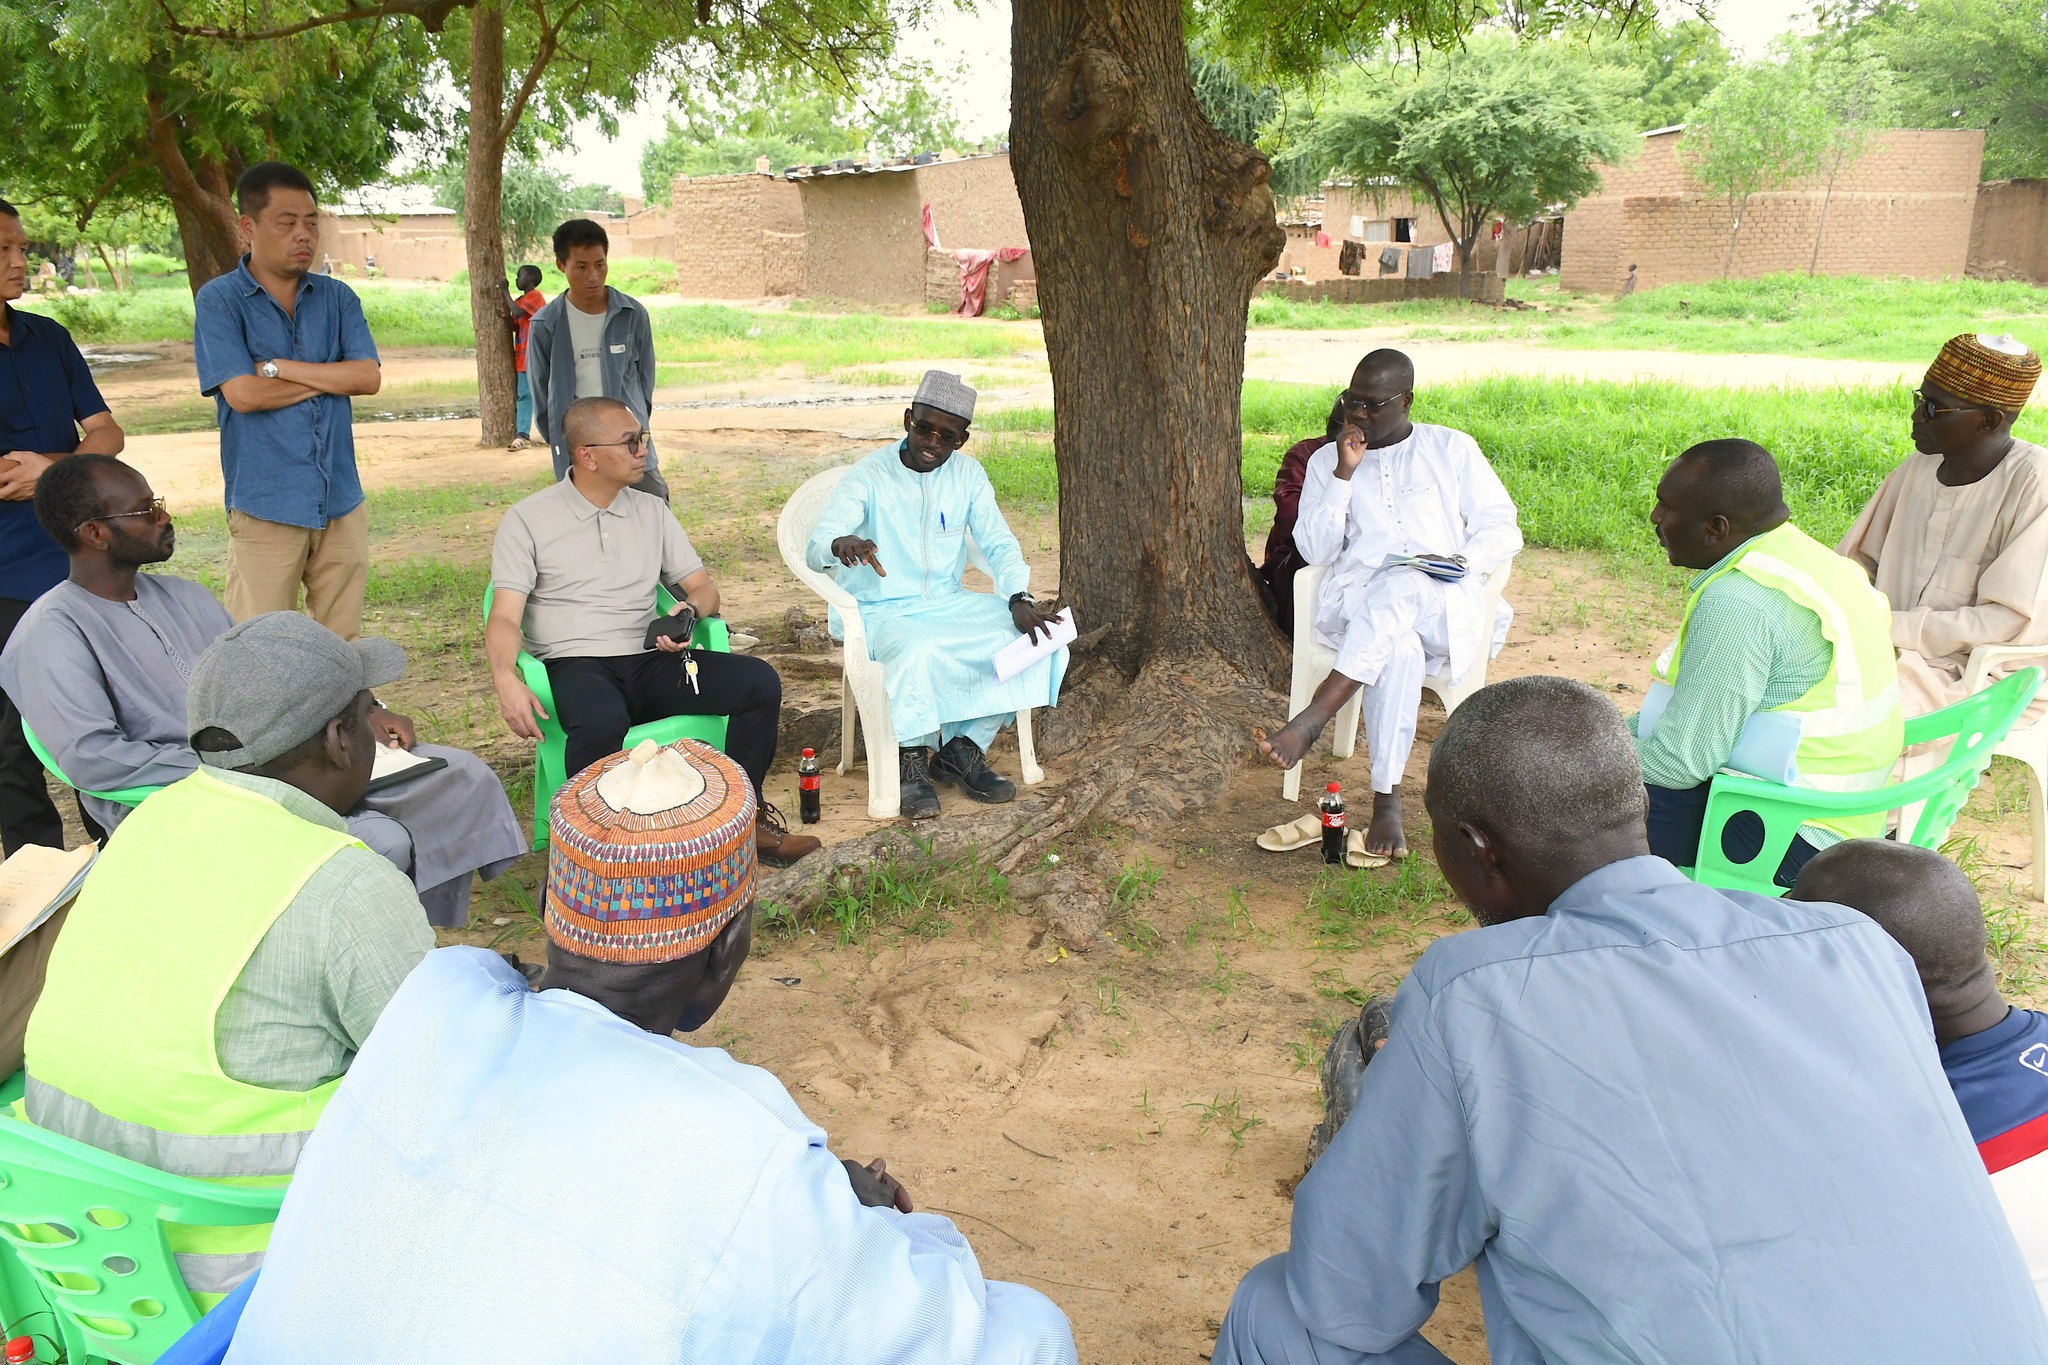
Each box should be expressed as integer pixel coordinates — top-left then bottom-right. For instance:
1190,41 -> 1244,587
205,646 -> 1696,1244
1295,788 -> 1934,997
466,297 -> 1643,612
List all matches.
1923,555 -> 1986,612
1394,481 -> 1455,549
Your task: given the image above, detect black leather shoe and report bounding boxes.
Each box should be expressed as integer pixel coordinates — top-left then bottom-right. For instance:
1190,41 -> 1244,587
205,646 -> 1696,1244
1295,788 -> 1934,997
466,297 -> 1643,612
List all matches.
1306,995 -> 1392,1170
931,736 -> 1016,804
898,747 -> 941,820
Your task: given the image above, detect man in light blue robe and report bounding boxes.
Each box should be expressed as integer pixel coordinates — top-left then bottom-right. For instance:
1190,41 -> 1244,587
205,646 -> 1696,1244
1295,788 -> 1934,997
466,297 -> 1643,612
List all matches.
1216,674 -> 2048,1365
804,371 -> 1064,819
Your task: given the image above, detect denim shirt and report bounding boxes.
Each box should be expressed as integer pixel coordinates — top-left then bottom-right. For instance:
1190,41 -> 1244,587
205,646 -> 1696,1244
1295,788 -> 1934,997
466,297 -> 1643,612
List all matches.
0,305 -> 108,600
194,257 -> 378,529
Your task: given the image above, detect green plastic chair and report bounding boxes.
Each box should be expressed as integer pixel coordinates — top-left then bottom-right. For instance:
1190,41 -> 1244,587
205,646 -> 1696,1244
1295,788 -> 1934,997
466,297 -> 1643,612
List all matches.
21,725 -> 163,811
0,1084 -> 283,1365
482,585 -> 731,851
1693,666 -> 2044,898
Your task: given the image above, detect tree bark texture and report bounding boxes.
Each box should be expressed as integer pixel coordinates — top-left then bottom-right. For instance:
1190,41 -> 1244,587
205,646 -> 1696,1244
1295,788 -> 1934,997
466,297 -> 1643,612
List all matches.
144,87 -> 244,294
1010,0 -> 1286,686
465,3 -> 519,447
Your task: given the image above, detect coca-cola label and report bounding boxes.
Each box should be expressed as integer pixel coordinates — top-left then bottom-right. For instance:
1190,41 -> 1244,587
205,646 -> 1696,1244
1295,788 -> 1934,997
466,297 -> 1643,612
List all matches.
800,774 -> 821,791
1322,810 -> 1345,829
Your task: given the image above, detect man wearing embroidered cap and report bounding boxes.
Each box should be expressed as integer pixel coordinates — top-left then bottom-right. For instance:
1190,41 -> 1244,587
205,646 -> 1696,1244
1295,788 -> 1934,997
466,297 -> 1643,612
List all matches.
804,369 -> 1067,820
1841,333 -> 2048,740
224,739 -> 1079,1364
22,611 -> 434,1304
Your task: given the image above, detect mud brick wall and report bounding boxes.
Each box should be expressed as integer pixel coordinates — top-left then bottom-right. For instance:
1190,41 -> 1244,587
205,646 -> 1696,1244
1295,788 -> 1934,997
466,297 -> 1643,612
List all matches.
1562,129 -> 1985,294
1970,180 -> 2048,285
1259,273 -> 1506,306
671,174 -> 805,297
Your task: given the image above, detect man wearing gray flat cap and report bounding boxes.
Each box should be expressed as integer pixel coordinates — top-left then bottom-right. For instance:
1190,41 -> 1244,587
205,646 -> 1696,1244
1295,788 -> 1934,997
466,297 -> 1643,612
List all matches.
24,612 -> 436,1296
803,370 -> 1067,820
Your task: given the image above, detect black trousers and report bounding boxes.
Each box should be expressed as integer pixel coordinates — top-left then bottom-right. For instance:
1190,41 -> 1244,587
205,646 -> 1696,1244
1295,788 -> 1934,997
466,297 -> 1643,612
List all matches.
0,597 -> 63,855
545,648 -> 781,798
1646,781 -> 1820,890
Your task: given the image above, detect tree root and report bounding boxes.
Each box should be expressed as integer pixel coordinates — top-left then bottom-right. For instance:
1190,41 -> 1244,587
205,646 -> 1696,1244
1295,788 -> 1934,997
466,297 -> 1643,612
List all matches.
756,644 -> 1282,916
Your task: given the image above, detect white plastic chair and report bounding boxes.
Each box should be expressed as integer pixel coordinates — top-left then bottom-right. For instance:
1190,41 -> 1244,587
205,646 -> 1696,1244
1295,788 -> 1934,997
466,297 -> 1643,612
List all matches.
1963,643 -> 2048,899
1281,556 -> 1517,802
777,465 -> 1045,819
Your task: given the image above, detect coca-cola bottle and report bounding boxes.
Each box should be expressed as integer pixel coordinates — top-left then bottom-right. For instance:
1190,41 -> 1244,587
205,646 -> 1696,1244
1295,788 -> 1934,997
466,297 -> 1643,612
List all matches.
797,748 -> 821,824
1320,781 -> 1346,865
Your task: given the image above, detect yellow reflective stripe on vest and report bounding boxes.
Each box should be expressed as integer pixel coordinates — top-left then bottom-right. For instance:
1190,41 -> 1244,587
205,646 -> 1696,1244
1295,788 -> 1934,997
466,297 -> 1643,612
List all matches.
1731,549 -> 1866,710
25,769 -> 359,1176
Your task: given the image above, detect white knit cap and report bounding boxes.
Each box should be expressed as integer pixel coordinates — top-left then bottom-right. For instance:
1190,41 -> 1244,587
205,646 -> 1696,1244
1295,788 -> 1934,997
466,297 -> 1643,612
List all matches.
912,370 -> 976,421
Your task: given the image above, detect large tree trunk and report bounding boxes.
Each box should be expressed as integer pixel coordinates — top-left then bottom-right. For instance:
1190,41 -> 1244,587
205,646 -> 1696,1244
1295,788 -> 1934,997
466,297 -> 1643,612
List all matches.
975,0 -> 1286,858
465,4 -> 518,447
1723,194 -> 1749,278
144,87 -> 243,294
1012,0 -> 1284,682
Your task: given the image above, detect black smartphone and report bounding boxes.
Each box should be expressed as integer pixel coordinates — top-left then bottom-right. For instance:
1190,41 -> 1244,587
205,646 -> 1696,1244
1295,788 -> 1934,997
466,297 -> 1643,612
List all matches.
644,606 -> 697,649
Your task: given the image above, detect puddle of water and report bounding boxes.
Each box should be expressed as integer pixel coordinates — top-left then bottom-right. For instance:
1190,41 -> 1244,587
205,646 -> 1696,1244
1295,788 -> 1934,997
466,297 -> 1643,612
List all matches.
362,404 -> 480,423
656,393 -> 908,412
81,350 -> 161,368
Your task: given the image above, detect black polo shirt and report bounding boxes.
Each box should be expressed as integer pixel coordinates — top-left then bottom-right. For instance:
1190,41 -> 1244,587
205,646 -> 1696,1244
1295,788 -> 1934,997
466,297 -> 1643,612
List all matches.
0,304 -> 108,602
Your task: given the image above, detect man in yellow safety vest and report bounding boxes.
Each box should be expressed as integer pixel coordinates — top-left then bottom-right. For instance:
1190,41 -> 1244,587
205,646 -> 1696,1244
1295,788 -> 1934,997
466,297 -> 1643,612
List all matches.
23,611 -> 433,1302
1632,438 -> 1904,888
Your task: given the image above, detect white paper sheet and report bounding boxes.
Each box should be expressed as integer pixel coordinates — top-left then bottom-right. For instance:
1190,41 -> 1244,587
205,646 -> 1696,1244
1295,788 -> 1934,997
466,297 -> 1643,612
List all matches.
992,608 -> 1078,683
0,842 -> 97,960
372,745 -> 433,781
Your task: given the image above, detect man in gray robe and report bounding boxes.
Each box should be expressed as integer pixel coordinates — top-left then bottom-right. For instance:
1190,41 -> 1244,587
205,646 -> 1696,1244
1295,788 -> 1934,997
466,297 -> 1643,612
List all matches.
0,455 -> 526,927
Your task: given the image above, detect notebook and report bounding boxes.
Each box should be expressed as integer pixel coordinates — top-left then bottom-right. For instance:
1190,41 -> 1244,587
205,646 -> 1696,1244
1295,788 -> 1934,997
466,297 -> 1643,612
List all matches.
366,745 -> 448,794
0,842 -> 96,961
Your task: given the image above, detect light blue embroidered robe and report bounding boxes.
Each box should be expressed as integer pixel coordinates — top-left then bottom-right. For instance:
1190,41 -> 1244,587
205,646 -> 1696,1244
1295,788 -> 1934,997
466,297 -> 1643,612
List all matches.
804,443 -> 1066,745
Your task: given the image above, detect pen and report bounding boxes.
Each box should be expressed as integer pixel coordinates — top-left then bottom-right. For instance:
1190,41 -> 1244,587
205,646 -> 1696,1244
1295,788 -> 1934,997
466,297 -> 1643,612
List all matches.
940,512 -> 946,530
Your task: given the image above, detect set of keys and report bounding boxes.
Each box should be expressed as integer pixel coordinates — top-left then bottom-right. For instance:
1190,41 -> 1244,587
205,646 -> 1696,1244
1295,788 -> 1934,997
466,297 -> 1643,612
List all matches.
683,652 -> 700,694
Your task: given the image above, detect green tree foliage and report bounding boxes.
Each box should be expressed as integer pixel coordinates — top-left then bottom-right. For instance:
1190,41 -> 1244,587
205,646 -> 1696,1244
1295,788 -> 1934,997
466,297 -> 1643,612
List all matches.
1678,48 -> 1834,275
1825,0 -> 2048,179
0,0 -> 424,291
639,64 -> 967,201
432,155 -> 576,257
1596,18 -> 1731,129
1306,37 -> 1636,293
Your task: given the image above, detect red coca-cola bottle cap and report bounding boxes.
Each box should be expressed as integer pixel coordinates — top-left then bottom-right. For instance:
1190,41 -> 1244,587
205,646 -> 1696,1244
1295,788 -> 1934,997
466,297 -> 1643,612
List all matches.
802,748 -> 815,758
1326,781 -> 1341,792
7,1336 -> 38,1364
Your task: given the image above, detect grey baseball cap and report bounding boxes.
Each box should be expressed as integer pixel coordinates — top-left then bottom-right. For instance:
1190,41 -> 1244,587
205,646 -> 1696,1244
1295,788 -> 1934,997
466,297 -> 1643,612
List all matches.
188,612 -> 407,770
912,369 -> 976,421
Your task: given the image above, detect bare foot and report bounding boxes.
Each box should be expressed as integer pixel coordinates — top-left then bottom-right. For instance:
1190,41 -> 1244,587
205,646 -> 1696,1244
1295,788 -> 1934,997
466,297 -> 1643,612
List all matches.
1254,719 -> 1317,769
1366,791 -> 1407,859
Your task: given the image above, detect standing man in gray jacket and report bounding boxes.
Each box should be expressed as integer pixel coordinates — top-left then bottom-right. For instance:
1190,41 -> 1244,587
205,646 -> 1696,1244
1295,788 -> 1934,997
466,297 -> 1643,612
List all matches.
526,218 -> 667,498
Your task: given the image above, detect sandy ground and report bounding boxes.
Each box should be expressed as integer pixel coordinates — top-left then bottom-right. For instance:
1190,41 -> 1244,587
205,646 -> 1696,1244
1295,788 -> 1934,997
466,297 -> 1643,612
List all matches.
35,338 -> 2040,1363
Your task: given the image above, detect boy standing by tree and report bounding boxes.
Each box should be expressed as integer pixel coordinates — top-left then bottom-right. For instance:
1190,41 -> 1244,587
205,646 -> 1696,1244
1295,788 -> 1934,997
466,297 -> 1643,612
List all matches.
508,265 -> 545,451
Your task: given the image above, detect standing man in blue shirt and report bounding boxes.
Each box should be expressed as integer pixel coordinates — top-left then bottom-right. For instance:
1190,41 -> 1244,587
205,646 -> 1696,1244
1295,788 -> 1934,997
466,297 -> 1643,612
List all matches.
1216,674 -> 2048,1365
194,162 -> 381,640
0,199 -> 125,852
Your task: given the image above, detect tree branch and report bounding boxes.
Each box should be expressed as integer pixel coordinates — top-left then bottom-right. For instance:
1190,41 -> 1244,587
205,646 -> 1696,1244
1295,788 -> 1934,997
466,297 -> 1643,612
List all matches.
155,0 -> 470,41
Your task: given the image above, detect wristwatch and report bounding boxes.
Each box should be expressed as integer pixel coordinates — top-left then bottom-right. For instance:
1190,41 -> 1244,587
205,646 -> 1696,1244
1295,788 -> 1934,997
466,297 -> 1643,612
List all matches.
259,360 -> 279,379
1009,591 -> 1036,608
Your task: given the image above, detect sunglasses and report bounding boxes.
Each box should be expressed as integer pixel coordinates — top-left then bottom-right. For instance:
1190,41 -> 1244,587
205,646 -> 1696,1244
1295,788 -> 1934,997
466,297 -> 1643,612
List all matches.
1340,390 -> 1408,416
586,431 -> 651,455
75,497 -> 168,534
909,420 -> 970,450
1912,390 -> 1995,420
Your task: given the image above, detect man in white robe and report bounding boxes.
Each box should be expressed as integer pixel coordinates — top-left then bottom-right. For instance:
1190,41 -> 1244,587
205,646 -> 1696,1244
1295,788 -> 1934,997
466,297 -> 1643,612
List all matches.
1839,333 -> 2048,736
805,371 -> 1065,820
1257,350 -> 1522,859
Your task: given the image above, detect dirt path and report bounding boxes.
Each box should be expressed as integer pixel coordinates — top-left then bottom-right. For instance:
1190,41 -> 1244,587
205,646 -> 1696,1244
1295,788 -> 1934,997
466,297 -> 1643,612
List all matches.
92,333 -> 1919,513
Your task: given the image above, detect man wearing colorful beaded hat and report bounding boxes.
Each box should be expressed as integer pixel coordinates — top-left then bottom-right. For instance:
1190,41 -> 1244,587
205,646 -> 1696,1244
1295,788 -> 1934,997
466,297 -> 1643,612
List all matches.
224,737 -> 1079,1364
804,369 -> 1067,820
1841,334 -> 2048,745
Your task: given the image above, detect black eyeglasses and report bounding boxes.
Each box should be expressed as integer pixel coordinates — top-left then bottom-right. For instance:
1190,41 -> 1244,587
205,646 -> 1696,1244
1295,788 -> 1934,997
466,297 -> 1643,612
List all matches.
1340,390 -> 1408,416
587,431 -> 651,455
910,420 -> 970,450
1912,390 -> 1993,420
75,497 -> 167,533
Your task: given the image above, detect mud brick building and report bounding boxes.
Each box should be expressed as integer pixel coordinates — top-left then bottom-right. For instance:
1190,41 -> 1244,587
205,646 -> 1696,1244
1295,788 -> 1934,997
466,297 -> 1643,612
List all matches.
1562,127 -> 1986,295
1969,180 -> 2048,285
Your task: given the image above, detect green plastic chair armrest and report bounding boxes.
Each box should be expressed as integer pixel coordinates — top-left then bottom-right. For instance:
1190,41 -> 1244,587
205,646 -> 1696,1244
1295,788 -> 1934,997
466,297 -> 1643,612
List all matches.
21,722 -> 164,810
1694,667 -> 2043,896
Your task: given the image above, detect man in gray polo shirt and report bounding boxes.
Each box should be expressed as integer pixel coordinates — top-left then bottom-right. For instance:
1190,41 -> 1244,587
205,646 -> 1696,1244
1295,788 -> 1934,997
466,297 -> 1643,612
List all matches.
486,396 -> 818,866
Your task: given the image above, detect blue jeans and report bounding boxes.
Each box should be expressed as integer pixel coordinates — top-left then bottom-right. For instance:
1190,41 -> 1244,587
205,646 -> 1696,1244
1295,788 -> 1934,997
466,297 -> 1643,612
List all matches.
514,370 -> 533,439
1645,782 -> 1820,889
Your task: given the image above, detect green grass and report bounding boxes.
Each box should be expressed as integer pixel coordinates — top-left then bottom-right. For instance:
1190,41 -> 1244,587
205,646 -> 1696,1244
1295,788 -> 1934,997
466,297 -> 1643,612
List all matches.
648,305 -> 1040,381
1250,273 -> 2048,365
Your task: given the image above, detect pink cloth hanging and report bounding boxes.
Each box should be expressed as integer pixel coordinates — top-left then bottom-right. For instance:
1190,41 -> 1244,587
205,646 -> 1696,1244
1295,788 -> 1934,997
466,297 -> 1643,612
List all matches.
955,246 -> 1029,316
922,203 -> 941,249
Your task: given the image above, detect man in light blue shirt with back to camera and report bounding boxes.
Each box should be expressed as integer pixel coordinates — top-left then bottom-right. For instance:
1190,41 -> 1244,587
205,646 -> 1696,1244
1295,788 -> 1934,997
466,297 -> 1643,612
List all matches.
1216,674 -> 2048,1364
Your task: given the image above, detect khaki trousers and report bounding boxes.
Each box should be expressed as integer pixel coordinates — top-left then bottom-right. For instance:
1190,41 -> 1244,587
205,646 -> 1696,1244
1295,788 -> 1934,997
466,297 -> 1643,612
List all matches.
225,504 -> 369,641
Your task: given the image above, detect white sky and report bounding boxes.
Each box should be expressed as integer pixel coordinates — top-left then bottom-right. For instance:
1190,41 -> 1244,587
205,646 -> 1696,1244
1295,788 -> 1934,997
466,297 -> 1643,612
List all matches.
550,0 -> 1809,196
